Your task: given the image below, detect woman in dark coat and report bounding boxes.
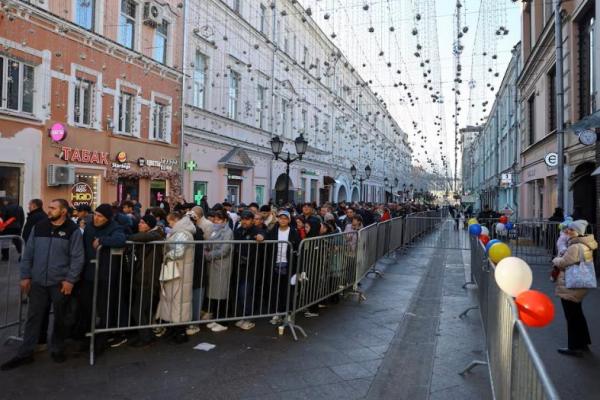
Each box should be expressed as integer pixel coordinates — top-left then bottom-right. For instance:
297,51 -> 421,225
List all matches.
127,215 -> 165,346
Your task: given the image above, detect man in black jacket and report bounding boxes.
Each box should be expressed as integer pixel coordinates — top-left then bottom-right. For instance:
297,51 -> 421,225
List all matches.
1,199 -> 84,370
21,199 -> 47,243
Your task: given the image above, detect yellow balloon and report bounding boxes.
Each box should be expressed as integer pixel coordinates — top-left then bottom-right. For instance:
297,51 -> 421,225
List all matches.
489,243 -> 512,264
468,218 -> 479,226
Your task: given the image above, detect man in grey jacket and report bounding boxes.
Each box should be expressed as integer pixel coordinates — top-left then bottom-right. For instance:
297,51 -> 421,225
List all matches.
1,199 -> 84,370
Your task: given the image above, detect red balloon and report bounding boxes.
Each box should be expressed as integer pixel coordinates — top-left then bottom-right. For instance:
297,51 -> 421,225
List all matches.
515,290 -> 555,328
479,235 -> 490,245
499,216 -> 508,224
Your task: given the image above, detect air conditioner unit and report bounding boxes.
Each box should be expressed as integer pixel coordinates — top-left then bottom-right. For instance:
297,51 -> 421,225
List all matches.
143,1 -> 164,27
47,164 -> 75,186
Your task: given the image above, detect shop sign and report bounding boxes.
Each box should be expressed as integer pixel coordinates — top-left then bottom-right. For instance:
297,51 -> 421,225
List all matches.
49,123 -> 67,142
544,152 -> 559,168
138,157 -> 178,171
61,146 -> 109,165
116,152 -> 128,163
500,173 -> 512,188
301,169 -> 319,176
112,151 -> 130,170
70,182 -> 94,207
111,162 -> 131,170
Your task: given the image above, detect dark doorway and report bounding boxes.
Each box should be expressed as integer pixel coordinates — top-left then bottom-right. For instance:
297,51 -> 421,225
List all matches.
571,162 -> 596,224
274,173 -> 294,205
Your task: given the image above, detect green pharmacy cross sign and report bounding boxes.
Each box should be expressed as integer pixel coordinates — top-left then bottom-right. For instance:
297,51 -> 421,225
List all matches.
186,160 -> 197,171
194,190 -> 204,204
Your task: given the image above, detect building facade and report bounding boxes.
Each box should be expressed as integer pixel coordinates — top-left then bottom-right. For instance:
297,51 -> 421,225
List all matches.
182,0 -> 411,207
517,0 -> 596,221
0,0 -> 183,209
461,43 -> 522,215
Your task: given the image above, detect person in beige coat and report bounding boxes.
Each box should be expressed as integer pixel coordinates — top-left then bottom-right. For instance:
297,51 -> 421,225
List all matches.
552,219 -> 597,357
156,213 -> 196,344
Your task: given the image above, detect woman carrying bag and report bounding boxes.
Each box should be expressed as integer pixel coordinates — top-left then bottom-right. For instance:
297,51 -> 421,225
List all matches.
552,219 -> 598,357
156,212 -> 196,344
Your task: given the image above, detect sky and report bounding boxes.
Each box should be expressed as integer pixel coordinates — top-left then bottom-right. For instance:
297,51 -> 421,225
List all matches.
299,0 -> 522,182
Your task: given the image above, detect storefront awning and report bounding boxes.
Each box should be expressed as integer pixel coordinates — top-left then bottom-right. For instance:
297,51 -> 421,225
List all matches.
217,147 -> 254,170
569,110 -> 600,132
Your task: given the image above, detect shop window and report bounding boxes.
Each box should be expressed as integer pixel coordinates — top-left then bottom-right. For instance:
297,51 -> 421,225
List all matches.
119,0 -> 137,50
74,78 -> 94,127
118,91 -> 135,134
0,164 -> 22,206
73,174 -> 100,210
153,20 -> 168,64
75,0 -> 95,30
117,177 -> 139,203
193,181 -> 208,204
0,56 -> 35,114
255,185 -> 265,205
150,180 -> 167,207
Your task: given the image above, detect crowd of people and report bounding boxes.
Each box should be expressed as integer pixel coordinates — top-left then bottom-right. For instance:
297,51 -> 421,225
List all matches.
0,195 -> 436,370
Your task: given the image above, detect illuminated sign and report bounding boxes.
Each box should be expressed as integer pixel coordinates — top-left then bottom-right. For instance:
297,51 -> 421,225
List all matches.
49,123 -> 67,142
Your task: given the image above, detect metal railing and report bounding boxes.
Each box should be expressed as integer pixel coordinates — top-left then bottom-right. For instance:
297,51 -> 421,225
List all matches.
462,236 -> 560,400
0,235 -> 25,343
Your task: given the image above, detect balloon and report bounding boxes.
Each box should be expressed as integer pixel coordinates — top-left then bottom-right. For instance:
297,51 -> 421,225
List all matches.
469,223 -> 482,236
494,257 -> 532,297
499,215 -> 508,224
485,239 -> 501,253
489,242 -> 511,264
515,290 -> 555,328
468,218 -> 478,226
506,222 -> 514,231
481,226 -> 489,237
480,235 -> 490,245
495,223 -> 507,235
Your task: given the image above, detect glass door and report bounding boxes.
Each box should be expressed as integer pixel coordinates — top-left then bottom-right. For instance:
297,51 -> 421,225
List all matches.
227,185 -> 240,205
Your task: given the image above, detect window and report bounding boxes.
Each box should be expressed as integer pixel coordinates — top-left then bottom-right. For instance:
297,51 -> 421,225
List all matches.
301,109 -> 307,134
259,4 -> 267,34
228,70 -> 240,120
257,85 -> 266,129
118,91 -> 135,134
0,56 -> 34,114
255,185 -> 265,205
284,29 -> 290,53
153,20 -> 168,64
548,66 -> 556,132
119,0 -> 136,49
579,14 -> 596,117
310,180 -> 318,203
313,115 -> 319,143
528,95 -> 535,145
74,78 -> 93,126
152,103 -> 167,141
281,98 -> 289,136
75,0 -> 95,30
193,52 -> 207,108
303,46 -> 308,67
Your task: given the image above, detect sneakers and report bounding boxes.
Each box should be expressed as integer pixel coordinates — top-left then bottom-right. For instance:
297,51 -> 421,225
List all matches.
235,320 -> 255,330
209,322 -> 228,332
304,311 -> 319,318
269,316 -> 283,325
1,355 -> 34,371
186,325 -> 201,336
200,312 -> 213,321
153,327 -> 167,338
109,335 -> 128,348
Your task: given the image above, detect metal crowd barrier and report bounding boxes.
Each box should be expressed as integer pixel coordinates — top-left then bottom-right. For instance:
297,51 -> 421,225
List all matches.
462,236 -> 560,400
0,235 -> 25,344
356,223 -> 380,283
89,239 -> 296,365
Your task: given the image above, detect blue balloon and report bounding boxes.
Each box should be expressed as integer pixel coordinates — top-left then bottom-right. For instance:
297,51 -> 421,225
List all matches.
506,222 -> 514,230
469,223 -> 482,236
485,239 -> 501,253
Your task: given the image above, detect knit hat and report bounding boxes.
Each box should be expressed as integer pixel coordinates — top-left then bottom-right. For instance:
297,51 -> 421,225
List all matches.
142,214 -> 157,229
95,204 -> 113,220
568,220 -> 588,236
260,205 -> 271,212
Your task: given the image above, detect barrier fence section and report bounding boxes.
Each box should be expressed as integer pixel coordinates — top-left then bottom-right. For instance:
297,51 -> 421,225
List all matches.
466,236 -> 560,400
89,239 -> 296,364
0,235 -> 25,343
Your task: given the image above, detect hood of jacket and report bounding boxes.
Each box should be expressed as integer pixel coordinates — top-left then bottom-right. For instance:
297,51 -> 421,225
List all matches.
568,234 -> 598,251
172,216 -> 196,235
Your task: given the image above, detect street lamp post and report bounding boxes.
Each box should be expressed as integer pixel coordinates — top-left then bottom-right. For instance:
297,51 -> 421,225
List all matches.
270,135 -> 308,204
350,164 -> 371,202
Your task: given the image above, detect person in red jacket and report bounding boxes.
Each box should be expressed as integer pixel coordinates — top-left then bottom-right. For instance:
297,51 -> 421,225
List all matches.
380,208 -> 391,222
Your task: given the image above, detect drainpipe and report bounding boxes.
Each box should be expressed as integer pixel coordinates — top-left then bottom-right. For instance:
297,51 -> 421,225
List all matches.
179,0 -> 189,202
268,0 -> 277,203
555,0 -> 566,212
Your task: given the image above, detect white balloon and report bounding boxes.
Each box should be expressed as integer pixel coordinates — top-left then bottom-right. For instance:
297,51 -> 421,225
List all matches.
494,257 -> 533,297
481,226 -> 489,237
495,223 -> 507,235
